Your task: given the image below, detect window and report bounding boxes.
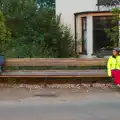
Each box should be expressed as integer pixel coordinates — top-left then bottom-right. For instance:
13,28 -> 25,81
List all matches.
82,17 -> 87,54
93,16 -> 118,53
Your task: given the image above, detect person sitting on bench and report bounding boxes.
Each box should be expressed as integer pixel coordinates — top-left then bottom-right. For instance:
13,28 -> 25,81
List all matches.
107,48 -> 120,87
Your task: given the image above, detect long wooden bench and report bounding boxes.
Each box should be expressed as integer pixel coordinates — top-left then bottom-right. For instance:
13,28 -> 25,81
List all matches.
0,58 -> 108,78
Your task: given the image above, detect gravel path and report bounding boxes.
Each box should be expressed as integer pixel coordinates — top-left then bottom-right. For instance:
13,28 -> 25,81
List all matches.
0,83 -> 117,101
0,83 -> 113,89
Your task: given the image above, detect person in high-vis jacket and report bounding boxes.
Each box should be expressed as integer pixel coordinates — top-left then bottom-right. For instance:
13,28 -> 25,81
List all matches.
107,48 -> 120,87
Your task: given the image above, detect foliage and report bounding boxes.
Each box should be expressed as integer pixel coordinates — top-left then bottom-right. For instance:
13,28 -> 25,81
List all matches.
0,0 -> 74,58
0,11 -> 11,53
105,8 -> 120,47
37,0 -> 55,9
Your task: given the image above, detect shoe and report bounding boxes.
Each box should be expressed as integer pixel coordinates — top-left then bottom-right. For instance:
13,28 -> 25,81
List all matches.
117,84 -> 120,88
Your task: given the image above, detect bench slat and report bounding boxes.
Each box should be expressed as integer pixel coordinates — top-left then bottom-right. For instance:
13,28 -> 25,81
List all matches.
0,70 -> 108,78
5,58 -> 107,66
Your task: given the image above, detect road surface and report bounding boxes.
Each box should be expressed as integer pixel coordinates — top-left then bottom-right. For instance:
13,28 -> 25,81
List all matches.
0,87 -> 120,120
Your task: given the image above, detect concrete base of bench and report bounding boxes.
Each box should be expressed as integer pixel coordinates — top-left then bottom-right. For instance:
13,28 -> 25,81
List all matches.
0,70 -> 108,78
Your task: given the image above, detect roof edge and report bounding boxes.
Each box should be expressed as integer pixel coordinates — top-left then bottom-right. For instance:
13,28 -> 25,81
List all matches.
74,10 -> 111,16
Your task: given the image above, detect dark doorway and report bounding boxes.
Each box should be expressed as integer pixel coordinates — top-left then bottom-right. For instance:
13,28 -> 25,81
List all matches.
93,16 -> 118,53
81,17 -> 87,54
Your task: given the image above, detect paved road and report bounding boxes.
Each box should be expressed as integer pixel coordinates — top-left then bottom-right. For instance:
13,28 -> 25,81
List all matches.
0,88 -> 120,120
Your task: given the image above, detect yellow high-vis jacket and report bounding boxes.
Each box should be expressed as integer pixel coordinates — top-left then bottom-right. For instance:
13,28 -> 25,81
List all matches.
107,55 -> 120,77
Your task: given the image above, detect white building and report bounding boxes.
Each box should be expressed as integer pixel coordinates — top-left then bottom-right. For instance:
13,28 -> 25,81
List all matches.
56,0 -> 97,32
56,0 -> 119,57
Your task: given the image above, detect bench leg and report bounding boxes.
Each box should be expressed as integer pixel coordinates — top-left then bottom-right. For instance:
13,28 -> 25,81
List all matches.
44,78 -> 47,87
0,66 -> 4,73
90,80 -> 97,87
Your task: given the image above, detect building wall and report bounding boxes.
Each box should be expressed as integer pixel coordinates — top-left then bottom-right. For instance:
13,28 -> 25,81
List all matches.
86,16 -> 93,56
56,0 -> 113,57
56,0 -> 97,33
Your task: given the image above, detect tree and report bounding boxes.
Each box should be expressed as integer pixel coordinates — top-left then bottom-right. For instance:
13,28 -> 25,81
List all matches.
0,11 -> 11,53
105,8 -> 120,47
0,0 -> 74,58
37,0 -> 55,9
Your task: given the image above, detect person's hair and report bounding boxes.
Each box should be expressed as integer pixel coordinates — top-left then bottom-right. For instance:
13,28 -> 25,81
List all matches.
113,48 -> 120,53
